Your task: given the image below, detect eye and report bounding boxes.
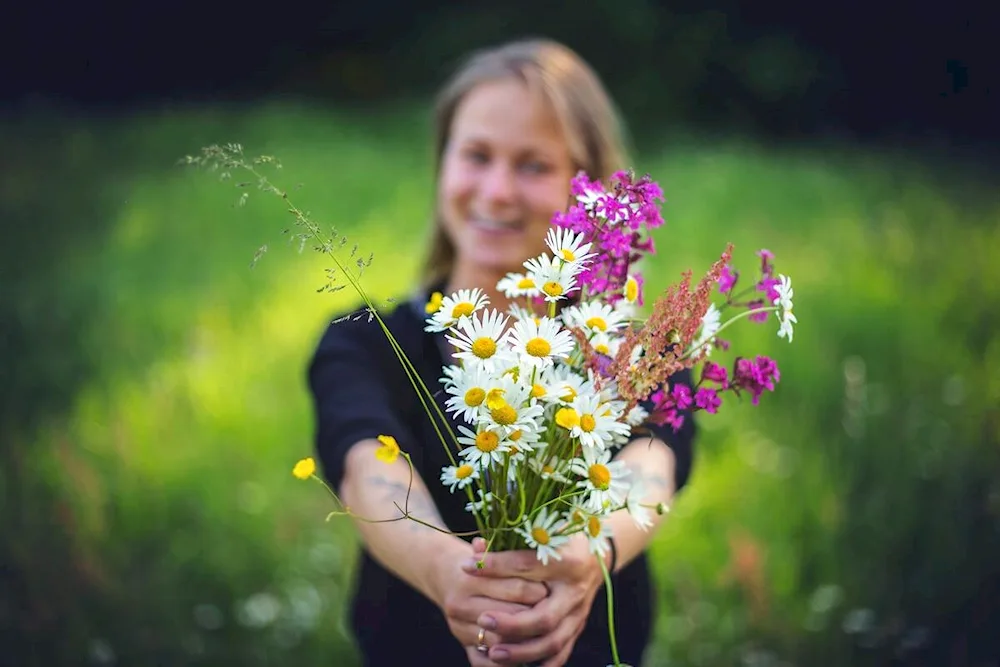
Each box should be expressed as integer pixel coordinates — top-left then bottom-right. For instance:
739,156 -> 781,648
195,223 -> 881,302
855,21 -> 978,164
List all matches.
462,148 -> 489,165
519,160 -> 551,175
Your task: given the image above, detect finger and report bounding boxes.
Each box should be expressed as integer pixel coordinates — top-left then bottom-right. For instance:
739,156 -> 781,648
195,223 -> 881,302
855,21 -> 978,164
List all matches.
462,623 -> 504,651
488,613 -> 579,664
478,593 -> 569,642
463,549 -> 548,580
449,594 -> 531,626
538,633 -> 578,667
472,537 -> 487,553
465,645 -> 504,667
479,576 -> 549,606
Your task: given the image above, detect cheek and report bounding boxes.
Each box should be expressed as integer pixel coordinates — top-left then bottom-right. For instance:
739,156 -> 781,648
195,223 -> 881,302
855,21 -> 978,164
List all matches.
526,179 -> 572,222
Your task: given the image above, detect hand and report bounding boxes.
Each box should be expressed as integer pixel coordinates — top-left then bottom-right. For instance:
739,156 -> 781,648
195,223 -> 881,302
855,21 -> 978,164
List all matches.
432,538 -> 550,662
462,535 -> 606,666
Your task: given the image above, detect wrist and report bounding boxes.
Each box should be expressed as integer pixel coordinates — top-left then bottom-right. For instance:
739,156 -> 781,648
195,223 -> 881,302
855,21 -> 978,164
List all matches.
424,536 -> 472,608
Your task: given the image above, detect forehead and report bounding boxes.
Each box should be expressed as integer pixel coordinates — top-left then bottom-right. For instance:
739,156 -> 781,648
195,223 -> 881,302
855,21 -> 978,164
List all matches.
449,78 -> 570,155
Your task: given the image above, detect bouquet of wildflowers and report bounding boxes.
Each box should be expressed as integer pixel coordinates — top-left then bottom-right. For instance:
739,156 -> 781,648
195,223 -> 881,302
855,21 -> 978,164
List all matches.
184,145 -> 795,667
420,170 -> 795,562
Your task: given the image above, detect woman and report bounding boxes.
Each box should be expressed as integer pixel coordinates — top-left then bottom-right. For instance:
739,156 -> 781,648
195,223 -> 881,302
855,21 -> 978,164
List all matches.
308,38 -> 696,666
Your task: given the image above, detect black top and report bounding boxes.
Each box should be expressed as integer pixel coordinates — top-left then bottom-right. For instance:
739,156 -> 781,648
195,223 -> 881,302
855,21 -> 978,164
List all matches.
308,291 -> 697,666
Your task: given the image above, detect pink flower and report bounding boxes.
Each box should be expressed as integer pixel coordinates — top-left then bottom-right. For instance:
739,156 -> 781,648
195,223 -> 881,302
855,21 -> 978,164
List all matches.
695,387 -> 722,414
718,265 -> 737,294
733,356 -> 781,405
702,361 -> 729,387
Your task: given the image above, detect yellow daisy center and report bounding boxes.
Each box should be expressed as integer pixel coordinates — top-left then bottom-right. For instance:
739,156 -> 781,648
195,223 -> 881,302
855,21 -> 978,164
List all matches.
455,464 -> 474,479
561,387 -> 577,402
594,343 -> 610,355
580,414 -> 596,433
555,407 -> 579,430
587,515 -> 602,538
491,403 -> 517,425
624,277 -> 639,303
530,383 -> 546,398
464,387 -> 485,407
525,337 -> 551,357
485,388 -> 506,410
588,463 -> 611,490
451,302 -> 475,319
571,509 -> 585,524
585,316 -> 607,331
531,526 -> 551,546
517,277 -> 535,289
475,431 -> 499,452
509,429 -> 523,442
542,281 -> 564,298
542,464 -> 555,475
560,248 -> 576,262
471,337 -> 496,359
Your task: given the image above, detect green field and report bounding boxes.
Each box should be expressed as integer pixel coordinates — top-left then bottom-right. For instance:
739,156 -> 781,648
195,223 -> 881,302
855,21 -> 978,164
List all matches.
4,102 -> 999,666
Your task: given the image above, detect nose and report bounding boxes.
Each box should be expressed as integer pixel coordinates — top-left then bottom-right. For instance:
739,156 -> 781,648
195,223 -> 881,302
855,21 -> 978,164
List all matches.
479,161 -> 518,208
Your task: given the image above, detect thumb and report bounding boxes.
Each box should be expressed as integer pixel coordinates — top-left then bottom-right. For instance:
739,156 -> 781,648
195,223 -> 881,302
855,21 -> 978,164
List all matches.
472,537 -> 487,554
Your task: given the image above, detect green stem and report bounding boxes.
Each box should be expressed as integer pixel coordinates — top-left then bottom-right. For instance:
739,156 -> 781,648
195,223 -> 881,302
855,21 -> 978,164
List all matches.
599,555 -> 621,667
680,305 -> 778,363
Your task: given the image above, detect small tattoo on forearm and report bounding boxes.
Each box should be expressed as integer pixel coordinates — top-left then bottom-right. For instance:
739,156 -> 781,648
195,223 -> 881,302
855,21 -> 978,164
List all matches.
367,475 -> 446,532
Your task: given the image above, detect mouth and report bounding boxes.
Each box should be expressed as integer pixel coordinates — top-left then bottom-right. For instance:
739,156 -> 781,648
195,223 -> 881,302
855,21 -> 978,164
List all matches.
470,217 -> 525,233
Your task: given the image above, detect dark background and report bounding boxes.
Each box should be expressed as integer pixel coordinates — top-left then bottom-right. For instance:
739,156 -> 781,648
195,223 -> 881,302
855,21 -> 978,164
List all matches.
5,0 -> 998,147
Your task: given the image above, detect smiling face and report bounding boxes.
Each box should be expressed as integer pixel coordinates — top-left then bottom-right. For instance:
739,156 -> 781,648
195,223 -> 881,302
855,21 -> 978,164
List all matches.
438,77 -> 577,285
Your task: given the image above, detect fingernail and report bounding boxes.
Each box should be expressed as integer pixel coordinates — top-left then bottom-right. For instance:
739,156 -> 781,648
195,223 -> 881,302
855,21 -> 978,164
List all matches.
490,648 -> 509,660
480,615 -> 497,630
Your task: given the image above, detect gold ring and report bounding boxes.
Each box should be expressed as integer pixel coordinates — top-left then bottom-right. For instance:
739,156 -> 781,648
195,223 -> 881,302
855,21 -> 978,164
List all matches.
476,627 -> 489,654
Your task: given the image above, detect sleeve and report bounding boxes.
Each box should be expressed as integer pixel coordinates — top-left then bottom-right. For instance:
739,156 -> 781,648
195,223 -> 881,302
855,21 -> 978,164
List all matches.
631,367 -> 698,493
306,311 -> 419,493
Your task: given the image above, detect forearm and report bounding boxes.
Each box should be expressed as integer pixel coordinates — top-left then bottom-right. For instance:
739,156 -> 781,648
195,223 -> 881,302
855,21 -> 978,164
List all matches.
606,437 -> 677,573
339,439 -> 467,606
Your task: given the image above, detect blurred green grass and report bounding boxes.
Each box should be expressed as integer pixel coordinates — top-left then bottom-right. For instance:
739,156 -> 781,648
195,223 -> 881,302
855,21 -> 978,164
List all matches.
3,101 -> 999,666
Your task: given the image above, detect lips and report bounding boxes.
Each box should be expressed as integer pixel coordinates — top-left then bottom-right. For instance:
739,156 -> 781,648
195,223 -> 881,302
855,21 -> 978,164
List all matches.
471,218 -> 525,232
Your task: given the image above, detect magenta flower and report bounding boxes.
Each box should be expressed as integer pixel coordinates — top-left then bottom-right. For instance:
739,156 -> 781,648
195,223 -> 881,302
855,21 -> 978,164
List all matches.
694,387 -> 722,414
718,265 -> 737,294
733,355 -> 781,405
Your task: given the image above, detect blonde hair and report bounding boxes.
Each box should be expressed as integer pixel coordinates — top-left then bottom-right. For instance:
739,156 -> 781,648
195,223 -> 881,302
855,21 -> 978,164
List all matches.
422,38 -> 630,288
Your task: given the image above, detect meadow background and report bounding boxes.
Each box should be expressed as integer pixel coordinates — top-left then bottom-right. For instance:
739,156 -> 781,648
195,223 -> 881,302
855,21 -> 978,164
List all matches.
3,4 -> 1000,666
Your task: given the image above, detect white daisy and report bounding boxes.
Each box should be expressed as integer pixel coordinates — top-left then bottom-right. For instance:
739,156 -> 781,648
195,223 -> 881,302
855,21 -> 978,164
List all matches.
440,463 -> 480,492
773,274 -> 796,343
456,425 -> 509,467
497,272 -> 541,299
528,456 -> 571,484
571,449 -> 632,512
442,365 -> 494,424
425,288 -> 489,332
625,404 -> 649,427
691,302 -> 722,357
545,228 -> 597,266
465,489 -> 494,513
476,378 -> 545,437
561,300 -> 628,335
623,275 -> 641,305
507,317 -> 575,371
523,254 -> 580,302
624,479 -> 655,531
516,507 -> 569,565
563,394 -> 632,451
546,364 -> 594,405
446,308 -> 512,372
582,514 -> 613,559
